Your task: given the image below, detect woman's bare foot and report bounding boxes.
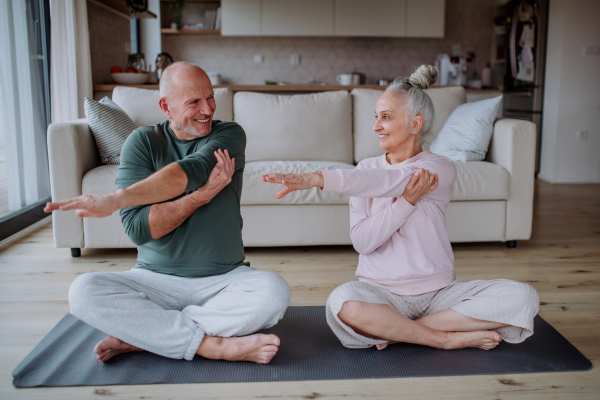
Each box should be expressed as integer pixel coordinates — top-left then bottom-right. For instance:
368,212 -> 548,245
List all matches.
94,336 -> 142,362
198,334 -> 280,364
443,330 -> 502,350
375,340 -> 398,350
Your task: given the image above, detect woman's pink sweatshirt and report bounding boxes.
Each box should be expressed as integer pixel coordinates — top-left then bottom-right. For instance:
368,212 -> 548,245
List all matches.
322,151 -> 457,296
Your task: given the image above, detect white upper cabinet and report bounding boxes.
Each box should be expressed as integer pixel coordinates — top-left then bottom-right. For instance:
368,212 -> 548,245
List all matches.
406,0 -> 445,38
334,0 -> 406,37
220,0 -> 445,37
262,0 -> 334,36
221,0 -> 262,36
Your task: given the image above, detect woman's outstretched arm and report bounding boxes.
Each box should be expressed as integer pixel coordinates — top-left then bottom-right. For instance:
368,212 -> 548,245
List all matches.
261,167 -> 438,200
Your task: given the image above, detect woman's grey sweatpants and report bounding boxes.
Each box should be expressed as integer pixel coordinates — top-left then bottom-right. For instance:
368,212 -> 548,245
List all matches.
326,279 -> 539,349
68,266 -> 291,360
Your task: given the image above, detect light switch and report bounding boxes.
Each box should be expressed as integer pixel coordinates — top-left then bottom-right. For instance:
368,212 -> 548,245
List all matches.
582,45 -> 600,56
290,54 -> 300,65
254,54 -> 264,64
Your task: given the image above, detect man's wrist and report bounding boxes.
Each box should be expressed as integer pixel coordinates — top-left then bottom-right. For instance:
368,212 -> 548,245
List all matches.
190,187 -> 213,206
113,189 -> 131,209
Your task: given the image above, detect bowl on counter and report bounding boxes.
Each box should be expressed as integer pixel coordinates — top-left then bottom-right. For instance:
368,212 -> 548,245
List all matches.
110,73 -> 150,85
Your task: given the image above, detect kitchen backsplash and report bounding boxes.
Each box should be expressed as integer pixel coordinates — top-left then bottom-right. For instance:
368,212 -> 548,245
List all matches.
163,0 -> 493,85
88,1 -> 131,85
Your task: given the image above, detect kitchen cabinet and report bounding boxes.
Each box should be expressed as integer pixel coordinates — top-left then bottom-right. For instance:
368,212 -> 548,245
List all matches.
262,0 -> 334,36
219,0 -> 444,37
406,0 -> 445,38
221,0 -> 261,36
334,0 -> 406,37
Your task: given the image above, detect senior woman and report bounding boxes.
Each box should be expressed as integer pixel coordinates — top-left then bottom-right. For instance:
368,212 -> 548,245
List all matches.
262,65 -> 539,351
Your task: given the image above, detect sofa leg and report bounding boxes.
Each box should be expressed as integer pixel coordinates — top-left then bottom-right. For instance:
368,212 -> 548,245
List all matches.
71,248 -> 81,257
506,240 -> 517,249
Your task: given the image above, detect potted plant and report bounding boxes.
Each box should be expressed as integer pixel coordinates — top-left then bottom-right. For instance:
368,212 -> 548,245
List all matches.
125,0 -> 148,14
170,0 -> 186,29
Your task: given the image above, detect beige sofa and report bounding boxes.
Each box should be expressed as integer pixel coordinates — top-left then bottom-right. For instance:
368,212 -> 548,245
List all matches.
47,86 -> 536,256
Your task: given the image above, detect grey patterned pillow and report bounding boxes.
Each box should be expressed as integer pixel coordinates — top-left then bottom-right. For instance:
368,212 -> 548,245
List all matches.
84,97 -> 138,164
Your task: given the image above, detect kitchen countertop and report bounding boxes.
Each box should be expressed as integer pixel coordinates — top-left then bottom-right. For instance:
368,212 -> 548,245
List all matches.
93,83 -> 503,93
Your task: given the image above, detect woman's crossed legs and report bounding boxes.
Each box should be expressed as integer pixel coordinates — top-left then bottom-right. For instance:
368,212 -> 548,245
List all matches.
326,279 -> 539,351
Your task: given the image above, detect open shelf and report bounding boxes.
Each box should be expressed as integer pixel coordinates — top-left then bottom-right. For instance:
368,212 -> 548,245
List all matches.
161,28 -> 221,35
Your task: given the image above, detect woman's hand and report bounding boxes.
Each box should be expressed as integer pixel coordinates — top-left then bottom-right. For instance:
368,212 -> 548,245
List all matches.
402,168 -> 438,206
261,171 -> 324,199
192,149 -> 235,205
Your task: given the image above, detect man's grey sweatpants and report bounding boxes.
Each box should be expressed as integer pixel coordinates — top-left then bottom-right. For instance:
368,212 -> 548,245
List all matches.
68,266 -> 291,360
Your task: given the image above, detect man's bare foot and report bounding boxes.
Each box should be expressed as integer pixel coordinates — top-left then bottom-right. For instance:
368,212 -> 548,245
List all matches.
94,336 -> 142,362
198,334 -> 280,364
375,340 -> 398,350
443,330 -> 502,350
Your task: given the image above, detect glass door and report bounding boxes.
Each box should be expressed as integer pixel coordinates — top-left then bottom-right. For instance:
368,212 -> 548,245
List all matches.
0,0 -> 52,240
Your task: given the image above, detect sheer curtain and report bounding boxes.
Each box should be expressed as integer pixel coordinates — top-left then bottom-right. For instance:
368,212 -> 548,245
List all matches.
50,0 -> 93,122
0,0 -> 51,217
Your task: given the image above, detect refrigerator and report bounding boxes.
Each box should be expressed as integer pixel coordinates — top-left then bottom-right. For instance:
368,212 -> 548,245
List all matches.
496,0 -> 548,174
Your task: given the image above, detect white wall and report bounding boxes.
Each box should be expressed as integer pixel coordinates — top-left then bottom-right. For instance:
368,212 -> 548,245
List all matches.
539,0 -> 600,183
140,0 -> 161,68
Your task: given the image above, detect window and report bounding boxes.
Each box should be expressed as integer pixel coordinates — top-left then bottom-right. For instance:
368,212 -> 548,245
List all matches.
0,0 -> 52,241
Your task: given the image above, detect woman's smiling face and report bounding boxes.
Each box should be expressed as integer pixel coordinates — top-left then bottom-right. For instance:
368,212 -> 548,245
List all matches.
373,92 -> 413,153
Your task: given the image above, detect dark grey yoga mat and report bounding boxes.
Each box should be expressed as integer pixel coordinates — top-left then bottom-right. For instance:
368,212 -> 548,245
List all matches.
13,306 -> 591,387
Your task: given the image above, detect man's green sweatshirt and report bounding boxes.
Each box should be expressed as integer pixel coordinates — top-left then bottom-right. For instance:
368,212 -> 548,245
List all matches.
115,119 -> 248,277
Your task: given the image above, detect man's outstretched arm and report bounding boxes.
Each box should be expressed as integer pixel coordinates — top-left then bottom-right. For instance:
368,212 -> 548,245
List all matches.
44,149 -> 233,219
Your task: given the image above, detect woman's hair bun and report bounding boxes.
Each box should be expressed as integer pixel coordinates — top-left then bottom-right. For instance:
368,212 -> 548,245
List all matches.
407,64 -> 439,89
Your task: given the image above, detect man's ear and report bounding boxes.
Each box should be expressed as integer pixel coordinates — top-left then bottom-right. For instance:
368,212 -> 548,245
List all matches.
159,97 -> 172,119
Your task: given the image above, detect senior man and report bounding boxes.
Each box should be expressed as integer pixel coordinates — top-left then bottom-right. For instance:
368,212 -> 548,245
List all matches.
45,62 -> 290,364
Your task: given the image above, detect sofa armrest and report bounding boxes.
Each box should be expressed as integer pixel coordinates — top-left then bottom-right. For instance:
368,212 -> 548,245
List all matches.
488,118 -> 536,241
47,119 -> 101,248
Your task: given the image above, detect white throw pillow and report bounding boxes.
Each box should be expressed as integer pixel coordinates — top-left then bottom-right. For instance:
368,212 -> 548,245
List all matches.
429,96 -> 503,162
84,97 -> 137,164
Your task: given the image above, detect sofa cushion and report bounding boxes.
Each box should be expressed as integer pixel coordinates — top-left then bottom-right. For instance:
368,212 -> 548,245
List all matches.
351,86 -> 467,163
451,161 -> 509,201
234,91 -> 353,164
81,161 -> 508,207
111,87 -> 234,127
241,161 -> 354,205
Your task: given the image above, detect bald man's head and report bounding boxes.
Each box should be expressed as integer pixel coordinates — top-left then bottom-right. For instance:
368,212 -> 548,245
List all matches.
159,62 -> 211,100
158,62 -> 217,139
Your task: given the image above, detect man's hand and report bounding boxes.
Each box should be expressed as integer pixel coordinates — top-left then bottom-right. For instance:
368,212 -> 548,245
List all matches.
261,171 -> 324,199
191,149 -> 235,204
402,168 -> 438,206
44,193 -> 124,218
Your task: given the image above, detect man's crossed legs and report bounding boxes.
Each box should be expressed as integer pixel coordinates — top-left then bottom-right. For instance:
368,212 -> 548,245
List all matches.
69,266 -> 291,364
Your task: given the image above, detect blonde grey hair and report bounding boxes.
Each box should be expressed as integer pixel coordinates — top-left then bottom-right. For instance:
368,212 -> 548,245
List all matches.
385,64 -> 438,143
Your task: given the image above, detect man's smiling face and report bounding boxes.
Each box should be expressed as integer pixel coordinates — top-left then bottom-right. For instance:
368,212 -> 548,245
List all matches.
159,64 -> 217,139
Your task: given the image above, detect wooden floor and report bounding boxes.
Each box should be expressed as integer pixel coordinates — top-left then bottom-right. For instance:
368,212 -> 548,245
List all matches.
1,179 -> 599,399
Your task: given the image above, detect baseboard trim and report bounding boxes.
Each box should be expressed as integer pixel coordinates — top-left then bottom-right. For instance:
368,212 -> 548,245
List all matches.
0,216 -> 52,251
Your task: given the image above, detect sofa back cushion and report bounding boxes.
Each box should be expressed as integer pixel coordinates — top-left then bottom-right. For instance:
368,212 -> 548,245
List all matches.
351,86 -> 467,163
111,87 -> 234,127
234,91 -> 353,163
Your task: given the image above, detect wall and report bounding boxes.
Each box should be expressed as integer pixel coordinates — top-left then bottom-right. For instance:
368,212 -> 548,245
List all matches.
162,0 -> 494,85
539,0 -> 600,183
141,0 -> 162,66
87,1 -> 131,84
